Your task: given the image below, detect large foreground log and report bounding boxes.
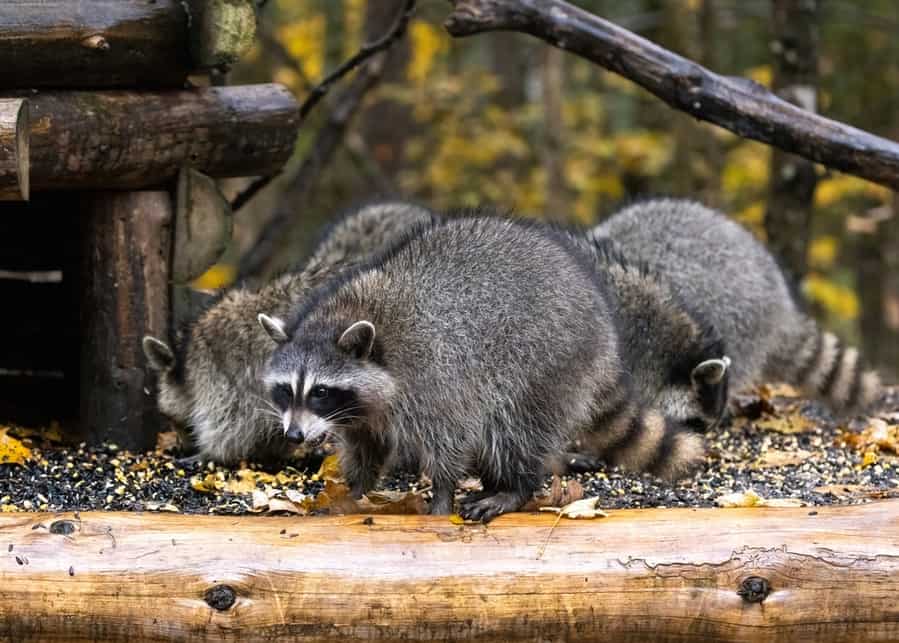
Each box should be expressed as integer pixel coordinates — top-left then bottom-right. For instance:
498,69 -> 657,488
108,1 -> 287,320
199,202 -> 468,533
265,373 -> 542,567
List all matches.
445,0 -> 899,191
0,98 -> 28,200
1,502 -> 897,641
79,192 -> 172,451
15,85 -> 299,191
0,0 -> 256,88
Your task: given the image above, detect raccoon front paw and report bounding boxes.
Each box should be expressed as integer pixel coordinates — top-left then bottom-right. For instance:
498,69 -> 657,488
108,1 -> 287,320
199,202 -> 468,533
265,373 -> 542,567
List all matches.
459,491 -> 526,523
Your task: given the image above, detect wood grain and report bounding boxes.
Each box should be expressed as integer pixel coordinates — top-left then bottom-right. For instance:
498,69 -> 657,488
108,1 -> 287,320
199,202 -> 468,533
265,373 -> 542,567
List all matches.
0,98 -> 28,200
15,85 -> 299,191
1,502 -> 897,641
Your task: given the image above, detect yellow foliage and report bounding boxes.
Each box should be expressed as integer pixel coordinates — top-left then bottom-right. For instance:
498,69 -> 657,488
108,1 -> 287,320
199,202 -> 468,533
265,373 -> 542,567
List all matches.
808,235 -> 839,269
192,264 -> 236,291
0,427 -> 31,466
733,202 -> 765,237
722,142 -> 770,194
745,65 -> 773,88
614,131 -> 672,175
803,273 -> 859,320
407,20 -> 447,84
278,15 -> 325,80
815,173 -> 891,208
342,0 -> 365,58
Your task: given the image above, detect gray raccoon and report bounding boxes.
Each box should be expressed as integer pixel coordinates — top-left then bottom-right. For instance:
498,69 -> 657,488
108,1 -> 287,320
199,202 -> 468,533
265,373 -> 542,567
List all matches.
259,216 -> 624,520
555,234 -> 731,478
142,201 -> 438,464
591,199 -> 881,411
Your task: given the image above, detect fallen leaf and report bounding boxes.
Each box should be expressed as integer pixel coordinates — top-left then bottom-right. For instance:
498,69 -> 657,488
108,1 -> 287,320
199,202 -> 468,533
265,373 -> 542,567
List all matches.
758,383 -> 800,399
155,431 -> 180,453
251,489 -> 269,510
267,497 -> 307,514
449,513 -> 465,525
0,427 -> 32,466
814,484 -> 899,499
190,473 -> 219,494
755,413 -> 816,434
540,496 -> 608,519
839,419 -> 899,456
313,454 -> 343,482
522,476 -> 585,511
223,469 -> 262,494
753,449 -> 812,469
716,489 -> 804,508
145,502 -> 181,513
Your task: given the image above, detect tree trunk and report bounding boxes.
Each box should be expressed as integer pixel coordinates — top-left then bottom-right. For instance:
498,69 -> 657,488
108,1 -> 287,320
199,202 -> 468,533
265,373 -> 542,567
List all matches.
541,47 -> 569,221
0,98 -> 28,201
0,0 -> 256,89
79,192 -> 172,451
1,502 -> 898,641
13,85 -> 299,191
764,0 -> 820,281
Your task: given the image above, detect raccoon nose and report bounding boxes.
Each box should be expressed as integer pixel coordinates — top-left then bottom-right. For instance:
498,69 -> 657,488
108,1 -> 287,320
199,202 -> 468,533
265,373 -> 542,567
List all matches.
285,423 -> 305,444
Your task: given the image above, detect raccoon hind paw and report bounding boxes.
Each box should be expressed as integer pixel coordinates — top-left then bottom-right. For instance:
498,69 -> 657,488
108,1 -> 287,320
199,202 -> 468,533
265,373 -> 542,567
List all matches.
459,490 -> 528,523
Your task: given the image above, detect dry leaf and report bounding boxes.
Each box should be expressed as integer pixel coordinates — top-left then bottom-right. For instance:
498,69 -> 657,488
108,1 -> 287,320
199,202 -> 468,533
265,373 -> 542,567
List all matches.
839,419 -> 899,456
312,454 -> 343,482
267,497 -> 307,514
223,468 -> 262,494
814,484 -> 898,499
190,473 -> 219,494
0,427 -> 32,466
155,430 -> 180,453
522,475 -> 585,511
540,496 -> 608,519
758,383 -> 800,399
716,489 -> 804,508
755,413 -> 816,434
753,449 -> 812,469
145,502 -> 181,513
251,489 -> 270,510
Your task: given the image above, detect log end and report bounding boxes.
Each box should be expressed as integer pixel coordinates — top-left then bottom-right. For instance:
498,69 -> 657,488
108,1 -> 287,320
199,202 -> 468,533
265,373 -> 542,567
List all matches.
173,168 -> 234,284
0,98 -> 30,201
190,0 -> 258,70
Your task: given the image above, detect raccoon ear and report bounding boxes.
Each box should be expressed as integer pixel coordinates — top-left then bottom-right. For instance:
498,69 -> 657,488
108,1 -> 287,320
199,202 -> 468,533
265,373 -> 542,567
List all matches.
142,336 -> 176,373
338,320 -> 376,360
258,313 -> 289,344
691,357 -> 729,387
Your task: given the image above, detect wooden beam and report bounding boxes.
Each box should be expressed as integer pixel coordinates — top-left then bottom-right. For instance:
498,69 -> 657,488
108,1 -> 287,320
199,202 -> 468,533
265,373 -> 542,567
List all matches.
79,192 -> 172,451
0,502 -> 897,641
0,98 -> 28,201
15,85 -> 299,191
445,0 -> 899,191
0,0 -> 257,89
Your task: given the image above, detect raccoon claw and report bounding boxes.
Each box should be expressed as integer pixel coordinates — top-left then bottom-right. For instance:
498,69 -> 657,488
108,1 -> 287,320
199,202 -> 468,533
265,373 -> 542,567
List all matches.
459,491 -> 525,523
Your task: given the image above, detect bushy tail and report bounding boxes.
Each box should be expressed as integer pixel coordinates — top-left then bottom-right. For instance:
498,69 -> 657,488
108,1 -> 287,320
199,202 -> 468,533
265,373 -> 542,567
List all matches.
786,317 -> 881,412
566,406 -> 705,481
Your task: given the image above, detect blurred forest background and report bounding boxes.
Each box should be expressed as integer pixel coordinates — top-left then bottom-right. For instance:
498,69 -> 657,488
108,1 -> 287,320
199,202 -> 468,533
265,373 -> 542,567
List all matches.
212,0 -> 898,378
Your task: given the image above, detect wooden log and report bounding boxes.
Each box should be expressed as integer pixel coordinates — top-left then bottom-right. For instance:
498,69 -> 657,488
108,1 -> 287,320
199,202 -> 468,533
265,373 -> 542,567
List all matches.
445,0 -> 899,191
173,168 -> 233,284
79,192 -> 172,451
0,502 -> 897,641
15,85 -> 299,191
0,1 -> 257,89
0,98 -> 28,200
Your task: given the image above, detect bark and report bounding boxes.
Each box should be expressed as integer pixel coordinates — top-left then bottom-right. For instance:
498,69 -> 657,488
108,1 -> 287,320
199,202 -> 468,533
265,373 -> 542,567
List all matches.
13,85 -> 299,191
444,0 -> 899,191
0,0 -> 256,89
541,47 -> 568,221
0,98 -> 28,201
79,192 -> 172,451
764,0 -> 820,281
1,503 -> 898,641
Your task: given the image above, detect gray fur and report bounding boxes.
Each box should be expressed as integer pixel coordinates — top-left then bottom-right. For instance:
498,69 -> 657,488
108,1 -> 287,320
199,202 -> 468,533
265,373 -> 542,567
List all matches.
142,201 -> 438,464
592,198 -> 882,411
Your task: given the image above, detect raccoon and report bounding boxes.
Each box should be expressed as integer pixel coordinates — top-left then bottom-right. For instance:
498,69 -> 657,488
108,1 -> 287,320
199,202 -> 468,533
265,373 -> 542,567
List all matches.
142,200 -> 438,464
591,199 -> 882,411
554,235 -> 731,477
259,214 -> 721,520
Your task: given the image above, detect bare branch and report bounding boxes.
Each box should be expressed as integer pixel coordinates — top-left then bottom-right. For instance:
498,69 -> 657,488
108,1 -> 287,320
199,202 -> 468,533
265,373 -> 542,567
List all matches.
230,0 -> 416,213
445,0 -> 899,190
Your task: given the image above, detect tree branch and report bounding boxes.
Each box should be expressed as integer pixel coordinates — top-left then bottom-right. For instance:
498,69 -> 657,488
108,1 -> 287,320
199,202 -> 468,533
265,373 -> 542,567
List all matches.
230,0 -> 416,213
445,0 -> 899,190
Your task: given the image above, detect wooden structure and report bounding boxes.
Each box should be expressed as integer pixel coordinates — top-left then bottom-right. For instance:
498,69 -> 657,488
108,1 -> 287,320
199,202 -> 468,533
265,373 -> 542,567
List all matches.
0,1 -> 300,448
1,501 -> 897,641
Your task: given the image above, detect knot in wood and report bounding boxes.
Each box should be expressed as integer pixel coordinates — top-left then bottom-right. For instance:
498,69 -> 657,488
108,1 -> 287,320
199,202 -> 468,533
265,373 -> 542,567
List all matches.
204,584 -> 237,611
738,576 -> 771,603
49,520 -> 76,536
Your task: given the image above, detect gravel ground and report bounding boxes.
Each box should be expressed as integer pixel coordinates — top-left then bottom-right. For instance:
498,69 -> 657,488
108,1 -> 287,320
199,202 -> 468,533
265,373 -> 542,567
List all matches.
1,386 -> 897,515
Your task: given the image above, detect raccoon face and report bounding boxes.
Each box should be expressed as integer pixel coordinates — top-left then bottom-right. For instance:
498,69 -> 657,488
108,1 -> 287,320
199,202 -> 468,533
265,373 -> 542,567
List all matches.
142,336 -> 192,427
657,356 -> 730,432
261,317 -> 397,445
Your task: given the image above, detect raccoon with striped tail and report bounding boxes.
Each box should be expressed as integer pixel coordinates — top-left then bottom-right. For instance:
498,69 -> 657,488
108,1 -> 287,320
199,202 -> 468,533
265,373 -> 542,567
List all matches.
141,201 -> 439,465
259,214 -> 724,520
591,198 -> 882,412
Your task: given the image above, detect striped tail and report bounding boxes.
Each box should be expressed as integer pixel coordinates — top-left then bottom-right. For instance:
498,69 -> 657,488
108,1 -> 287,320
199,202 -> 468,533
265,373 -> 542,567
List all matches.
570,404 -> 706,482
788,318 -> 882,412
